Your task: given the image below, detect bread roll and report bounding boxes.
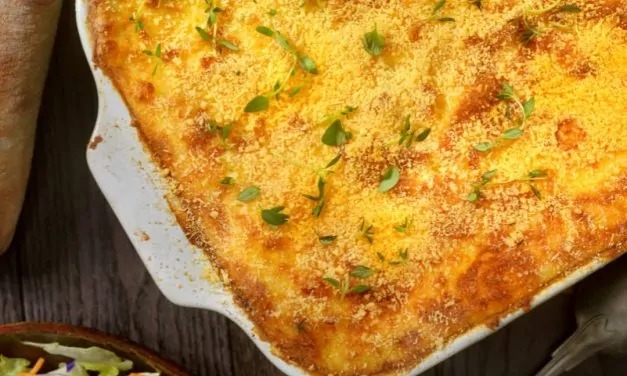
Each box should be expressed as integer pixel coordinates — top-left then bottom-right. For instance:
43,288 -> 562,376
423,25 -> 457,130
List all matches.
0,0 -> 61,253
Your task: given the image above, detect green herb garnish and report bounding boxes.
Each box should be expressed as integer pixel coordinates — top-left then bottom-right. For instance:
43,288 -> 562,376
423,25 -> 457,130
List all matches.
530,184 -> 542,199
325,154 -> 342,168
363,25 -> 385,56
323,274 -> 371,299
399,116 -> 430,147
322,120 -> 352,146
521,2 -> 582,45
238,186 -> 260,202
196,26 -> 211,41
303,177 -> 325,201
474,83 -> 534,152
378,166 -> 400,193
467,169 -> 549,201
350,285 -> 370,293
416,128 -> 432,141
350,266 -> 374,279
220,177 -> 234,185
318,234 -> 337,245
130,15 -> 144,32
244,96 -> 270,113
528,169 -> 548,178
558,4 -> 582,13
431,0 -> 455,22
142,43 -> 162,76
395,216 -> 412,233
219,40 -> 239,51
312,201 -> 324,217
521,20 -> 542,45
129,2 -> 146,33
497,83 -> 535,124
271,153 -> 341,217
288,86 -> 303,98
389,248 -> 409,265
205,120 -> 233,141
261,206 -> 289,226
200,0 -> 239,52
245,27 -> 317,112
358,218 -> 375,243
525,1 -> 582,16
467,169 -> 497,201
298,55 -> 318,74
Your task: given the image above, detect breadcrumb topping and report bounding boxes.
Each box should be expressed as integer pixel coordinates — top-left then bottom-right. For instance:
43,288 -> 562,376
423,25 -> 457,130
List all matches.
89,0 -> 627,374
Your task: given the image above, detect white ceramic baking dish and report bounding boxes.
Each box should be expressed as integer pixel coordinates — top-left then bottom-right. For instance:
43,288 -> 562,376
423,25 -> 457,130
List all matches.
75,2 -> 615,374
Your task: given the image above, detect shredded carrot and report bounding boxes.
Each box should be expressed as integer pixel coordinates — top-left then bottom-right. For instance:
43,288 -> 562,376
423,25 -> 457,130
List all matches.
19,357 -> 45,376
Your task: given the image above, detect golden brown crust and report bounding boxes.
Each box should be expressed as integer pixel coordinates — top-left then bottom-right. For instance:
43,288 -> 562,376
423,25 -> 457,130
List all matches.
88,1 -> 627,374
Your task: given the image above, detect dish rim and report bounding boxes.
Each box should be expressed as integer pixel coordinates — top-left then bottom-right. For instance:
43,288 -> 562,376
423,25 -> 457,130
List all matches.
75,1 -> 617,374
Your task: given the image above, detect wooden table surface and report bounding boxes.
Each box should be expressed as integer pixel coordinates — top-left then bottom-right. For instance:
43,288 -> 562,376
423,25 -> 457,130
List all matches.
0,2 -> 625,375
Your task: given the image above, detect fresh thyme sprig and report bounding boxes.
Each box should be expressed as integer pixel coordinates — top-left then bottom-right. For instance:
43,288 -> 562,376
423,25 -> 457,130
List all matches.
351,265 -> 374,278
244,27 -> 317,112
430,0 -> 455,22
520,2 -> 582,45
525,1 -> 582,16
129,2 -> 145,33
321,106 -> 358,124
220,177 -> 234,185
399,115 -> 431,148
272,153 -> 341,216
321,106 -> 357,147
197,1 -> 239,52
357,218 -> 375,243
323,267 -> 372,299
474,83 -> 534,152
304,177 -> 326,216
466,169 -> 497,201
261,206 -> 289,226
378,166 -> 400,193
129,0 -> 160,32
322,120 -> 352,146
388,248 -> 409,265
238,186 -> 260,202
467,169 -> 549,201
498,83 -> 535,126
363,25 -> 385,56
142,43 -> 162,76
395,216 -> 413,233
205,120 -> 232,142
315,230 -> 337,245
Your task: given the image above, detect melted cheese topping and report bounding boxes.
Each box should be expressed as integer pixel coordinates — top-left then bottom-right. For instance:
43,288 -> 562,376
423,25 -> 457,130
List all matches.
89,0 -> 627,374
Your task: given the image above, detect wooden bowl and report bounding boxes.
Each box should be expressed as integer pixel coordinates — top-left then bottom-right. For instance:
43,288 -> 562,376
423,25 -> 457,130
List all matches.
0,322 -> 190,375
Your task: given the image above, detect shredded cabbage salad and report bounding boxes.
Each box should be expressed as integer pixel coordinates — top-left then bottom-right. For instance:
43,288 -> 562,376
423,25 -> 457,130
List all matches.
0,342 -> 161,376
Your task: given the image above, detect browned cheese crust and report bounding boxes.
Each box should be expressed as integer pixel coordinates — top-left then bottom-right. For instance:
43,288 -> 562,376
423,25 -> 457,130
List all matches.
88,0 -> 627,374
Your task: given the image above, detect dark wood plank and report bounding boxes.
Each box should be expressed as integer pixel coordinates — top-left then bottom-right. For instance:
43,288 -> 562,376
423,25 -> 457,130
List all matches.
570,357 -> 607,376
0,245 -> 24,323
228,321 -> 283,376
10,2 -> 233,376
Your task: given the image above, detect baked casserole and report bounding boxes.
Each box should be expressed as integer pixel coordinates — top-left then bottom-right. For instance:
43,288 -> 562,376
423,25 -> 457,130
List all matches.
88,0 -> 627,374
